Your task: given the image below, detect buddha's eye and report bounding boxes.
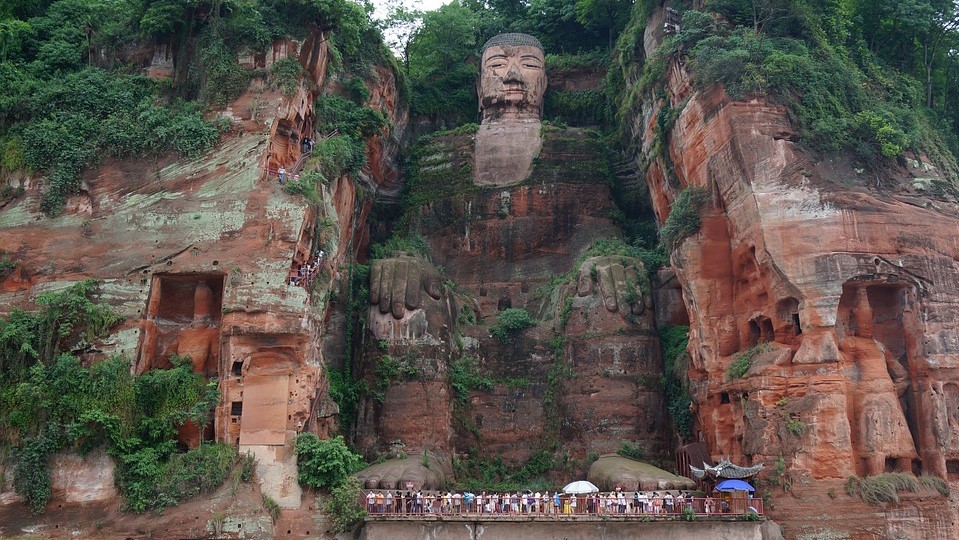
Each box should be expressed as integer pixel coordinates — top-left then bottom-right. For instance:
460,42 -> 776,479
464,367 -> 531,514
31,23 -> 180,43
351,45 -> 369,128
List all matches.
523,64 -> 541,69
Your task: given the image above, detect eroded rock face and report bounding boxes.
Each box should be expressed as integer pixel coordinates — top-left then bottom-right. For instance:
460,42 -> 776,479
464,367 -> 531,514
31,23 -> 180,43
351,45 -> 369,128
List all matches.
0,30 -> 406,521
355,126 -> 670,472
588,454 -> 695,491
633,6 -> 959,535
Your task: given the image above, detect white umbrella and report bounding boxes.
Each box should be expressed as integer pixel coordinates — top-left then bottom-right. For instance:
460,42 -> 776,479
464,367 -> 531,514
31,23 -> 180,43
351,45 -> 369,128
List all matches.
562,480 -> 599,494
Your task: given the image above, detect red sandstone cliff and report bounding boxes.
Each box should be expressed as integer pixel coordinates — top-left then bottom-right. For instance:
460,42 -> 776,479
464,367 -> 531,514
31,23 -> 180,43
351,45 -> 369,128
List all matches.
0,26 -> 407,537
633,6 -> 959,538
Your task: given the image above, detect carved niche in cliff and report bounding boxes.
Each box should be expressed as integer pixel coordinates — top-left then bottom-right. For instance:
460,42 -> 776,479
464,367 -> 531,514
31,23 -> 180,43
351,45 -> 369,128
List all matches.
836,278 -> 920,476
137,273 -> 224,376
136,273 -> 225,446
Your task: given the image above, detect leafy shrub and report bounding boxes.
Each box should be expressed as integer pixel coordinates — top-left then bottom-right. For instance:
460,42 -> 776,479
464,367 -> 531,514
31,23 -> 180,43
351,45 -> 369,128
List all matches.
17,69 -> 219,215
294,434 -> 364,490
785,418 -> 806,436
617,441 -> 645,460
369,234 -> 430,260
0,286 -> 203,515
344,76 -> 370,104
268,57 -> 304,95
197,30 -> 251,107
726,343 -> 772,379
325,477 -> 367,533
659,187 -> 709,251
240,451 -> 256,482
147,443 -> 237,510
545,89 -> 606,126
449,356 -> 494,404
490,308 -> 537,343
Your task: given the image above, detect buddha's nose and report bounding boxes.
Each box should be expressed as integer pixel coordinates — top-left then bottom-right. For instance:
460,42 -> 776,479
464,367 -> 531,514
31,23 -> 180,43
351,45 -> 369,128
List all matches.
504,63 -> 523,83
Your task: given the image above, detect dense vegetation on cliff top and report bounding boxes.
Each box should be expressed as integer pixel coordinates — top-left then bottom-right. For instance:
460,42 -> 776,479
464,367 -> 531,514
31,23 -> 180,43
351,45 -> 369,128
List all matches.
0,0 -> 393,215
399,0 -> 959,170
607,0 -> 959,172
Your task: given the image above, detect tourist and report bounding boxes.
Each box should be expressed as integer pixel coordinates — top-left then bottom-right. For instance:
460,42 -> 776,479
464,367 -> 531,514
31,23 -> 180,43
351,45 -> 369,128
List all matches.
415,490 -> 423,513
663,491 -> 674,513
652,493 -> 662,514
478,491 -> 485,513
553,491 -> 561,514
277,166 -> 286,183
454,491 -> 462,513
639,491 -> 649,513
618,490 -> 627,514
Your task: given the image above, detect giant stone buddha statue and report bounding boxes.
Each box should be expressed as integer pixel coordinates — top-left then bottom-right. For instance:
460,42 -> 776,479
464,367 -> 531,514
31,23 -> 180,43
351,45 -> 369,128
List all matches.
353,34 -> 667,490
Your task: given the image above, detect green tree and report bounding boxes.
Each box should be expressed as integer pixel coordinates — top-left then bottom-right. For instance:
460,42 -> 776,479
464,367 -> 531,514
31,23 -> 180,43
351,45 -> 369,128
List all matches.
574,0 -> 632,51
294,433 -> 364,489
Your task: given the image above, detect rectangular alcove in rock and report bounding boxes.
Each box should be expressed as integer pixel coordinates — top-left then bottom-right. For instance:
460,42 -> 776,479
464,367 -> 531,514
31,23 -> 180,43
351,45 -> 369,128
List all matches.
136,273 -> 226,376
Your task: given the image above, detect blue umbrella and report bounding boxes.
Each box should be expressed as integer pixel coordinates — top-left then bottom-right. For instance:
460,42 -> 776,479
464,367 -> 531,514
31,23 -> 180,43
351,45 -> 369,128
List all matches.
715,479 -> 755,491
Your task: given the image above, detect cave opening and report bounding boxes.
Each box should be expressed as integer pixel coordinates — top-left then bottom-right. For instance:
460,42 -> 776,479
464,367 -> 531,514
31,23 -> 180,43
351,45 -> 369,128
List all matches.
947,460 -> 959,481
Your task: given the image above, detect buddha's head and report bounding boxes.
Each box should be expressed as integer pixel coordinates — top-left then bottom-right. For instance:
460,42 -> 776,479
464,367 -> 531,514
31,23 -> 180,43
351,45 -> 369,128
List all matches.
478,33 -> 547,124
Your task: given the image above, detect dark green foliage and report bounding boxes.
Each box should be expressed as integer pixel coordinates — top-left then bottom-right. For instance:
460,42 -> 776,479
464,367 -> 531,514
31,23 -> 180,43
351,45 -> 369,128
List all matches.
294,433 -> 364,490
325,476 -> 367,533
659,325 -> 693,441
14,68 -> 218,215
544,88 -> 606,126
0,279 -> 121,378
369,234 -> 430,260
0,279 -> 221,514
449,356 -> 494,404
328,263 -> 369,428
489,308 -> 536,343
659,187 -> 709,252
453,449 -> 556,492
617,441 -> 645,460
406,3 -> 480,123
316,95 -> 388,140
268,57 -> 304,95
145,443 -> 237,510
1,352 -> 224,513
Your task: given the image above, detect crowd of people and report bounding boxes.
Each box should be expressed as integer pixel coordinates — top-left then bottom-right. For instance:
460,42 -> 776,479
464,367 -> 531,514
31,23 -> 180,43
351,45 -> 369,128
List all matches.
288,251 -> 325,290
362,489 -> 755,517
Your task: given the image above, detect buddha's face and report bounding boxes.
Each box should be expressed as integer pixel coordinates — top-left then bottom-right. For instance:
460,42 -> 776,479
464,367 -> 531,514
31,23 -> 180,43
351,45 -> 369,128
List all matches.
478,44 -> 547,123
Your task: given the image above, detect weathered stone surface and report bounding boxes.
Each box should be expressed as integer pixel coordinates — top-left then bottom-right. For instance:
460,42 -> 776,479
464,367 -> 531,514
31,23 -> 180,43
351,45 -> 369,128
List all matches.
473,123 -> 542,186
0,31 -> 406,525
588,454 -> 696,491
354,452 -> 451,490
633,6 -> 959,535
357,125 -> 670,472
